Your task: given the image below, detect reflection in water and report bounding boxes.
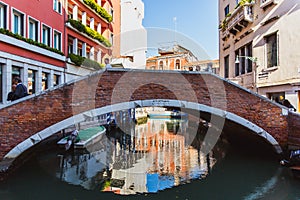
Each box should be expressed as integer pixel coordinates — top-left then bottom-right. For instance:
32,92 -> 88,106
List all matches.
56,117 -> 223,195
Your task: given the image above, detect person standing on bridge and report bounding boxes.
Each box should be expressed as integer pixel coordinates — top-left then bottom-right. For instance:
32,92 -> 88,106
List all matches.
104,58 -> 112,70
7,84 -> 17,101
282,99 -> 296,112
13,77 -> 28,100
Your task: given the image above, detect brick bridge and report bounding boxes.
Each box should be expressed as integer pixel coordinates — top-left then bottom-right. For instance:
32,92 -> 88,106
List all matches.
1,69 -> 300,172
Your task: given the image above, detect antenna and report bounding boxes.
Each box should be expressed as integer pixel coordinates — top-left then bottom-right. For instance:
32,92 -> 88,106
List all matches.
173,16 -> 177,45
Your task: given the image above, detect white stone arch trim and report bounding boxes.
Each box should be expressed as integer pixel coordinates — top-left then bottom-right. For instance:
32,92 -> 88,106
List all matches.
4,99 -> 282,159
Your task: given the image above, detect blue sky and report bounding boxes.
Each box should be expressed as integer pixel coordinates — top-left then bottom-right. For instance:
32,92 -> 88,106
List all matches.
142,0 -> 219,60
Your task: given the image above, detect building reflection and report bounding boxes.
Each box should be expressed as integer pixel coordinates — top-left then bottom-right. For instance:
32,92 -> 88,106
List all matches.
56,112 -> 219,195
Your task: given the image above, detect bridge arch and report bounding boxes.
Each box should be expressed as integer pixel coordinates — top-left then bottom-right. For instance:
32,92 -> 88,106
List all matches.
5,99 -> 282,160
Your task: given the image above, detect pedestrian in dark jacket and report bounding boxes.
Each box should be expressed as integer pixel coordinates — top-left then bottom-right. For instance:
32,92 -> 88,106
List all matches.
13,77 -> 28,100
7,84 -> 17,101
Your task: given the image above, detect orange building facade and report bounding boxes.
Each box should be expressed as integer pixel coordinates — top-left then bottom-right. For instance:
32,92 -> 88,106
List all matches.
146,45 -> 197,71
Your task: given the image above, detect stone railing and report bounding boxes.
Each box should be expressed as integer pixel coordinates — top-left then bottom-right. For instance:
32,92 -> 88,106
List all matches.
227,3 -> 254,30
260,0 -> 279,9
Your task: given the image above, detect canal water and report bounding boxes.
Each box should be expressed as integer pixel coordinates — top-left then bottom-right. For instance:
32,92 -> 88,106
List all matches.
1,115 -> 300,200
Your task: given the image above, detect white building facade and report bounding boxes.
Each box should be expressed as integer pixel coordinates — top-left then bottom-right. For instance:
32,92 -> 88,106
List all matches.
117,0 -> 147,69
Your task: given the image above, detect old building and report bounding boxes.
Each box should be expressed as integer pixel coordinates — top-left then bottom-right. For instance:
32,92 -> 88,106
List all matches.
0,0 -> 66,104
65,0 -> 114,80
0,0 -> 116,106
146,44 -> 197,71
184,59 -> 220,74
219,0 -> 300,111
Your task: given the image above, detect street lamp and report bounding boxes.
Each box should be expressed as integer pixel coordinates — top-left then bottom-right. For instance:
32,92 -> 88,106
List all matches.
235,55 -> 258,64
235,55 -> 258,93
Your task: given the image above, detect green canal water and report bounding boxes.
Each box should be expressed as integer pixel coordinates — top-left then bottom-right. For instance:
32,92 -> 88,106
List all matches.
1,118 -> 300,200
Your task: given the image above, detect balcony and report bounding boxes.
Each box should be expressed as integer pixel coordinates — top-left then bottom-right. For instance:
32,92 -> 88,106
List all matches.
227,3 -> 254,36
260,0 -> 279,9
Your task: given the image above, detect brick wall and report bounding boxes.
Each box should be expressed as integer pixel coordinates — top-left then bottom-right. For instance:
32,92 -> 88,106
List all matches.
287,112 -> 300,149
0,70 -> 297,161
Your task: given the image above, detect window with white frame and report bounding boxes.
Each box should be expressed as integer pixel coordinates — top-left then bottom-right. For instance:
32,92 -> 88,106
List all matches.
0,3 -> 7,29
235,42 -> 253,76
53,31 -> 61,51
53,0 -> 62,14
13,9 -> 24,36
42,25 -> 51,46
28,18 -> 38,41
265,33 -> 278,68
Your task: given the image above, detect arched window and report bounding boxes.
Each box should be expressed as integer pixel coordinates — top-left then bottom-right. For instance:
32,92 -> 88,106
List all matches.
159,61 -> 163,70
175,59 -> 181,70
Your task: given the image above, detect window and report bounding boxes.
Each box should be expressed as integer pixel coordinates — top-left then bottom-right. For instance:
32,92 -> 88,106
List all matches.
110,33 -> 113,45
13,10 -> 24,36
175,59 -> 180,70
110,8 -> 114,21
53,0 -> 62,14
267,92 -> 285,103
53,74 -> 60,87
42,25 -> 51,46
235,50 -> 239,77
240,46 -> 245,75
0,3 -> 7,29
235,42 -> 253,76
28,18 -> 38,41
159,61 -> 163,70
68,36 -> 74,54
224,5 -> 230,17
12,66 -> 21,81
97,24 -> 101,33
42,72 -> 49,91
28,69 -> 36,94
266,33 -> 278,68
54,31 -> 61,51
246,43 -> 253,73
224,55 -> 229,78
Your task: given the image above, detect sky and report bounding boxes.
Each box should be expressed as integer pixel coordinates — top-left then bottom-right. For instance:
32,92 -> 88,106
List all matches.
142,0 -> 219,60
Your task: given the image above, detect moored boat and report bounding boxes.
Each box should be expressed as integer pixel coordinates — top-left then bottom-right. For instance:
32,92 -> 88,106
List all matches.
57,126 -> 106,150
280,149 -> 300,178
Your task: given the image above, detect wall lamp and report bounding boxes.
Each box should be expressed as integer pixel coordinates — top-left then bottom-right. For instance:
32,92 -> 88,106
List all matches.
235,55 -> 258,64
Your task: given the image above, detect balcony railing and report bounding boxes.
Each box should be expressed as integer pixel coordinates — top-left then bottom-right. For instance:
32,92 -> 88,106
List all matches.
260,0 -> 279,9
226,3 -> 254,35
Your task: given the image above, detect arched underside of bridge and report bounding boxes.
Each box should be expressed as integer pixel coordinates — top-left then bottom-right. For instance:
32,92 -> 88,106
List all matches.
4,99 -> 283,162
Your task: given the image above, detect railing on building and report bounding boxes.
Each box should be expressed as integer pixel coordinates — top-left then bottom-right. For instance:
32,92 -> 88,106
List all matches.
260,0 -> 279,9
227,3 -> 254,35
